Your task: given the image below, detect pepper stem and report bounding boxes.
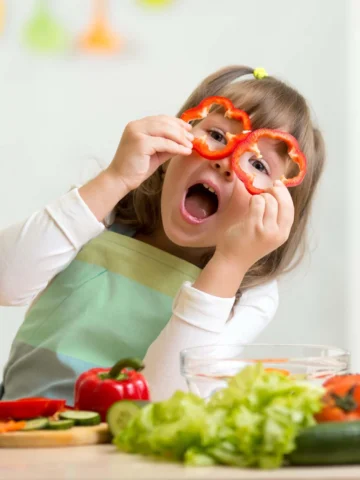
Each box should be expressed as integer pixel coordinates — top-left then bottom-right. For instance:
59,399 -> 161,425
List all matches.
108,357 -> 144,379
331,385 -> 358,412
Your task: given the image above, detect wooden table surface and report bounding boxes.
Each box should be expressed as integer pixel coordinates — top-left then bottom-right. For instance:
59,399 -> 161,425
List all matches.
1,445 -> 360,480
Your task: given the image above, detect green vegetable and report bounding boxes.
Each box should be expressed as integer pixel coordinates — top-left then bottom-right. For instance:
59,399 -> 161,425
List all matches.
114,363 -> 324,469
289,421 -> 360,465
107,401 -> 149,437
22,418 -> 49,431
48,419 -> 75,430
59,411 -> 101,426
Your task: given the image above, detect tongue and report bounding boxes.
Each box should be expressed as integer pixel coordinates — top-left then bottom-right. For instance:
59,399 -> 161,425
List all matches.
185,194 -> 214,219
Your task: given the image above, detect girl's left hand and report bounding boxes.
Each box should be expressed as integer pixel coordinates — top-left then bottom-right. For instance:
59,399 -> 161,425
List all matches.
215,180 -> 295,273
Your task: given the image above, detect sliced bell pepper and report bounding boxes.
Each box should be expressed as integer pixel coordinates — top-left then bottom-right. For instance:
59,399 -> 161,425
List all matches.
0,398 -> 66,421
231,128 -> 307,195
74,358 -> 150,422
180,96 -> 252,160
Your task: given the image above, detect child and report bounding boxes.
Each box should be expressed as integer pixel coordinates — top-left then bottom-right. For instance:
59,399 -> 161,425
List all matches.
0,65 -> 325,402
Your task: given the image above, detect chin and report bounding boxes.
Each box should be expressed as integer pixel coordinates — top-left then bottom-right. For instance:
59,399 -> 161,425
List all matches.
162,216 -> 216,249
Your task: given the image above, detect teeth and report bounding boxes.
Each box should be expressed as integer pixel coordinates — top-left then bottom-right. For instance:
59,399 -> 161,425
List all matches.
202,183 -> 216,195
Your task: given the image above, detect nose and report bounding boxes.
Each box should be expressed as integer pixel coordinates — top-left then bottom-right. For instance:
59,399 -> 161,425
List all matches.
210,159 -> 234,182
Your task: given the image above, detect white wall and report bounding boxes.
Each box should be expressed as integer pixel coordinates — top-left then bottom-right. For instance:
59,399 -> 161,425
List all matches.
348,0 -> 359,370
0,0 -> 349,372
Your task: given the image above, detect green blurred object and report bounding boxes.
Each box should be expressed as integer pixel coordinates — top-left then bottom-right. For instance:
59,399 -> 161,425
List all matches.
138,0 -> 174,8
23,0 -> 70,53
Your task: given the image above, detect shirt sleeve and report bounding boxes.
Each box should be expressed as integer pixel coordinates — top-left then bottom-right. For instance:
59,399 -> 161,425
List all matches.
142,279 -> 278,401
0,188 -> 105,307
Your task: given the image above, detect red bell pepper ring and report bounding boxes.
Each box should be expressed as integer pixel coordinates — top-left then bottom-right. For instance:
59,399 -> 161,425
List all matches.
180,96 -> 252,160
0,398 -> 66,421
74,358 -> 150,422
231,128 -> 307,195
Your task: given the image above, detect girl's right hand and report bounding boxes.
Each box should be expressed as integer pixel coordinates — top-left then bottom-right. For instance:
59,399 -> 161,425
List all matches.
106,116 -> 194,192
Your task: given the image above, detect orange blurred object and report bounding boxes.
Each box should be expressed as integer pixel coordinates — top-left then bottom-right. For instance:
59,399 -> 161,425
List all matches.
0,421 -> 26,434
249,358 -> 289,364
264,368 -> 290,376
0,0 -> 5,35
78,0 -> 122,54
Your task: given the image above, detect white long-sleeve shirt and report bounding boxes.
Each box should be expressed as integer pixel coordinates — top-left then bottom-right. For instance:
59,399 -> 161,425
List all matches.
0,188 -> 278,400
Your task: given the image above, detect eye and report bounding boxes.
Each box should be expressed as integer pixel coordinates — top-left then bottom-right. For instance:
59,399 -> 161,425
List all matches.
208,129 -> 226,145
249,158 -> 269,175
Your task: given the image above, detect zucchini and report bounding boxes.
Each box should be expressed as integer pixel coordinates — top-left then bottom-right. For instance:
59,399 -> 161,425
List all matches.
59,410 -> 101,426
48,419 -> 75,430
289,421 -> 360,465
22,418 -> 49,431
107,400 -> 149,437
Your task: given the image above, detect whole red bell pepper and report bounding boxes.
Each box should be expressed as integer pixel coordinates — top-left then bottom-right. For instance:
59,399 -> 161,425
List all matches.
74,358 -> 150,421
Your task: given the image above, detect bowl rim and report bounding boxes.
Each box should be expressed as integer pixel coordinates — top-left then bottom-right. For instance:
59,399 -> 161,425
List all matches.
180,343 -> 350,357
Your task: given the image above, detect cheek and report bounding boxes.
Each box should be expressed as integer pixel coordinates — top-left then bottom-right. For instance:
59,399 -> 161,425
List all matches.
160,158 -> 186,224
160,178 -> 172,222
161,160 -> 181,205
162,154 -> 202,193
222,182 -> 251,226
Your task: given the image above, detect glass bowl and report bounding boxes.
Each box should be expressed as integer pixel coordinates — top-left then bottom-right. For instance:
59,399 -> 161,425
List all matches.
180,344 -> 350,399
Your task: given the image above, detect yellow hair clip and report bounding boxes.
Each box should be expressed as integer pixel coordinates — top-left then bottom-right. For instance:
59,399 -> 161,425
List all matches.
253,67 -> 268,80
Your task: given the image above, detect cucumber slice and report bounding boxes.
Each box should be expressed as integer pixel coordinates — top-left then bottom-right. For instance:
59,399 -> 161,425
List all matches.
107,400 -> 149,437
23,418 -> 49,431
48,419 -> 75,430
59,410 -> 101,426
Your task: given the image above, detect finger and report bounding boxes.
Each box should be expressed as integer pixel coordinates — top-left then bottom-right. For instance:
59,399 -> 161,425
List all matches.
153,115 -> 194,133
142,116 -> 194,148
267,180 -> 294,229
249,194 -> 266,229
167,115 -> 193,131
149,137 -> 193,158
175,116 -> 193,131
261,193 -> 279,230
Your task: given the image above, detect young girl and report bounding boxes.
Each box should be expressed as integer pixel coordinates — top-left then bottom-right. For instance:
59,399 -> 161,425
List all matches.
0,65 -> 325,403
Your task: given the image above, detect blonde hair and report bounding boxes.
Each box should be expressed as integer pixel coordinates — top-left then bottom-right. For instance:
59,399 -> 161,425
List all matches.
115,65 -> 326,291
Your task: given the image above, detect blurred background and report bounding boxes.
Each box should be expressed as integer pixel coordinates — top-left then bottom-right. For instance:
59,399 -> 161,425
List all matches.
0,0 -> 355,374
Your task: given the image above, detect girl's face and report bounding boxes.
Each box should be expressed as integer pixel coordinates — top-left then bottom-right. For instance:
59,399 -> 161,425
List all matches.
161,112 -> 288,249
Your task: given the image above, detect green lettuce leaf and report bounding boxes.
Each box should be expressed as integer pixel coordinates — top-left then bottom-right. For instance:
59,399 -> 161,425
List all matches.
114,364 -> 324,469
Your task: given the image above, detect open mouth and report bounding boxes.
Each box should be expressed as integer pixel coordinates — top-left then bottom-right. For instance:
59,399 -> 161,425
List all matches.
182,183 -> 219,223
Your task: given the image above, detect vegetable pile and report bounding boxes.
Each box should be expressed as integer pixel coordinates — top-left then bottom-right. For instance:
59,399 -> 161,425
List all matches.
113,363 -> 324,468
4,359 -> 360,468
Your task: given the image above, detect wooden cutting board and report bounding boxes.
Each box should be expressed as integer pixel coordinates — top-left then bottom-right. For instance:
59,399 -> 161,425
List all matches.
0,423 -> 111,448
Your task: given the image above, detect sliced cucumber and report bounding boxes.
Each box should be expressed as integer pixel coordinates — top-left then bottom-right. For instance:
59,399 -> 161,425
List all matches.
48,419 -> 75,430
22,418 -> 49,431
59,410 -> 101,426
107,400 -> 149,437
289,421 -> 360,465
